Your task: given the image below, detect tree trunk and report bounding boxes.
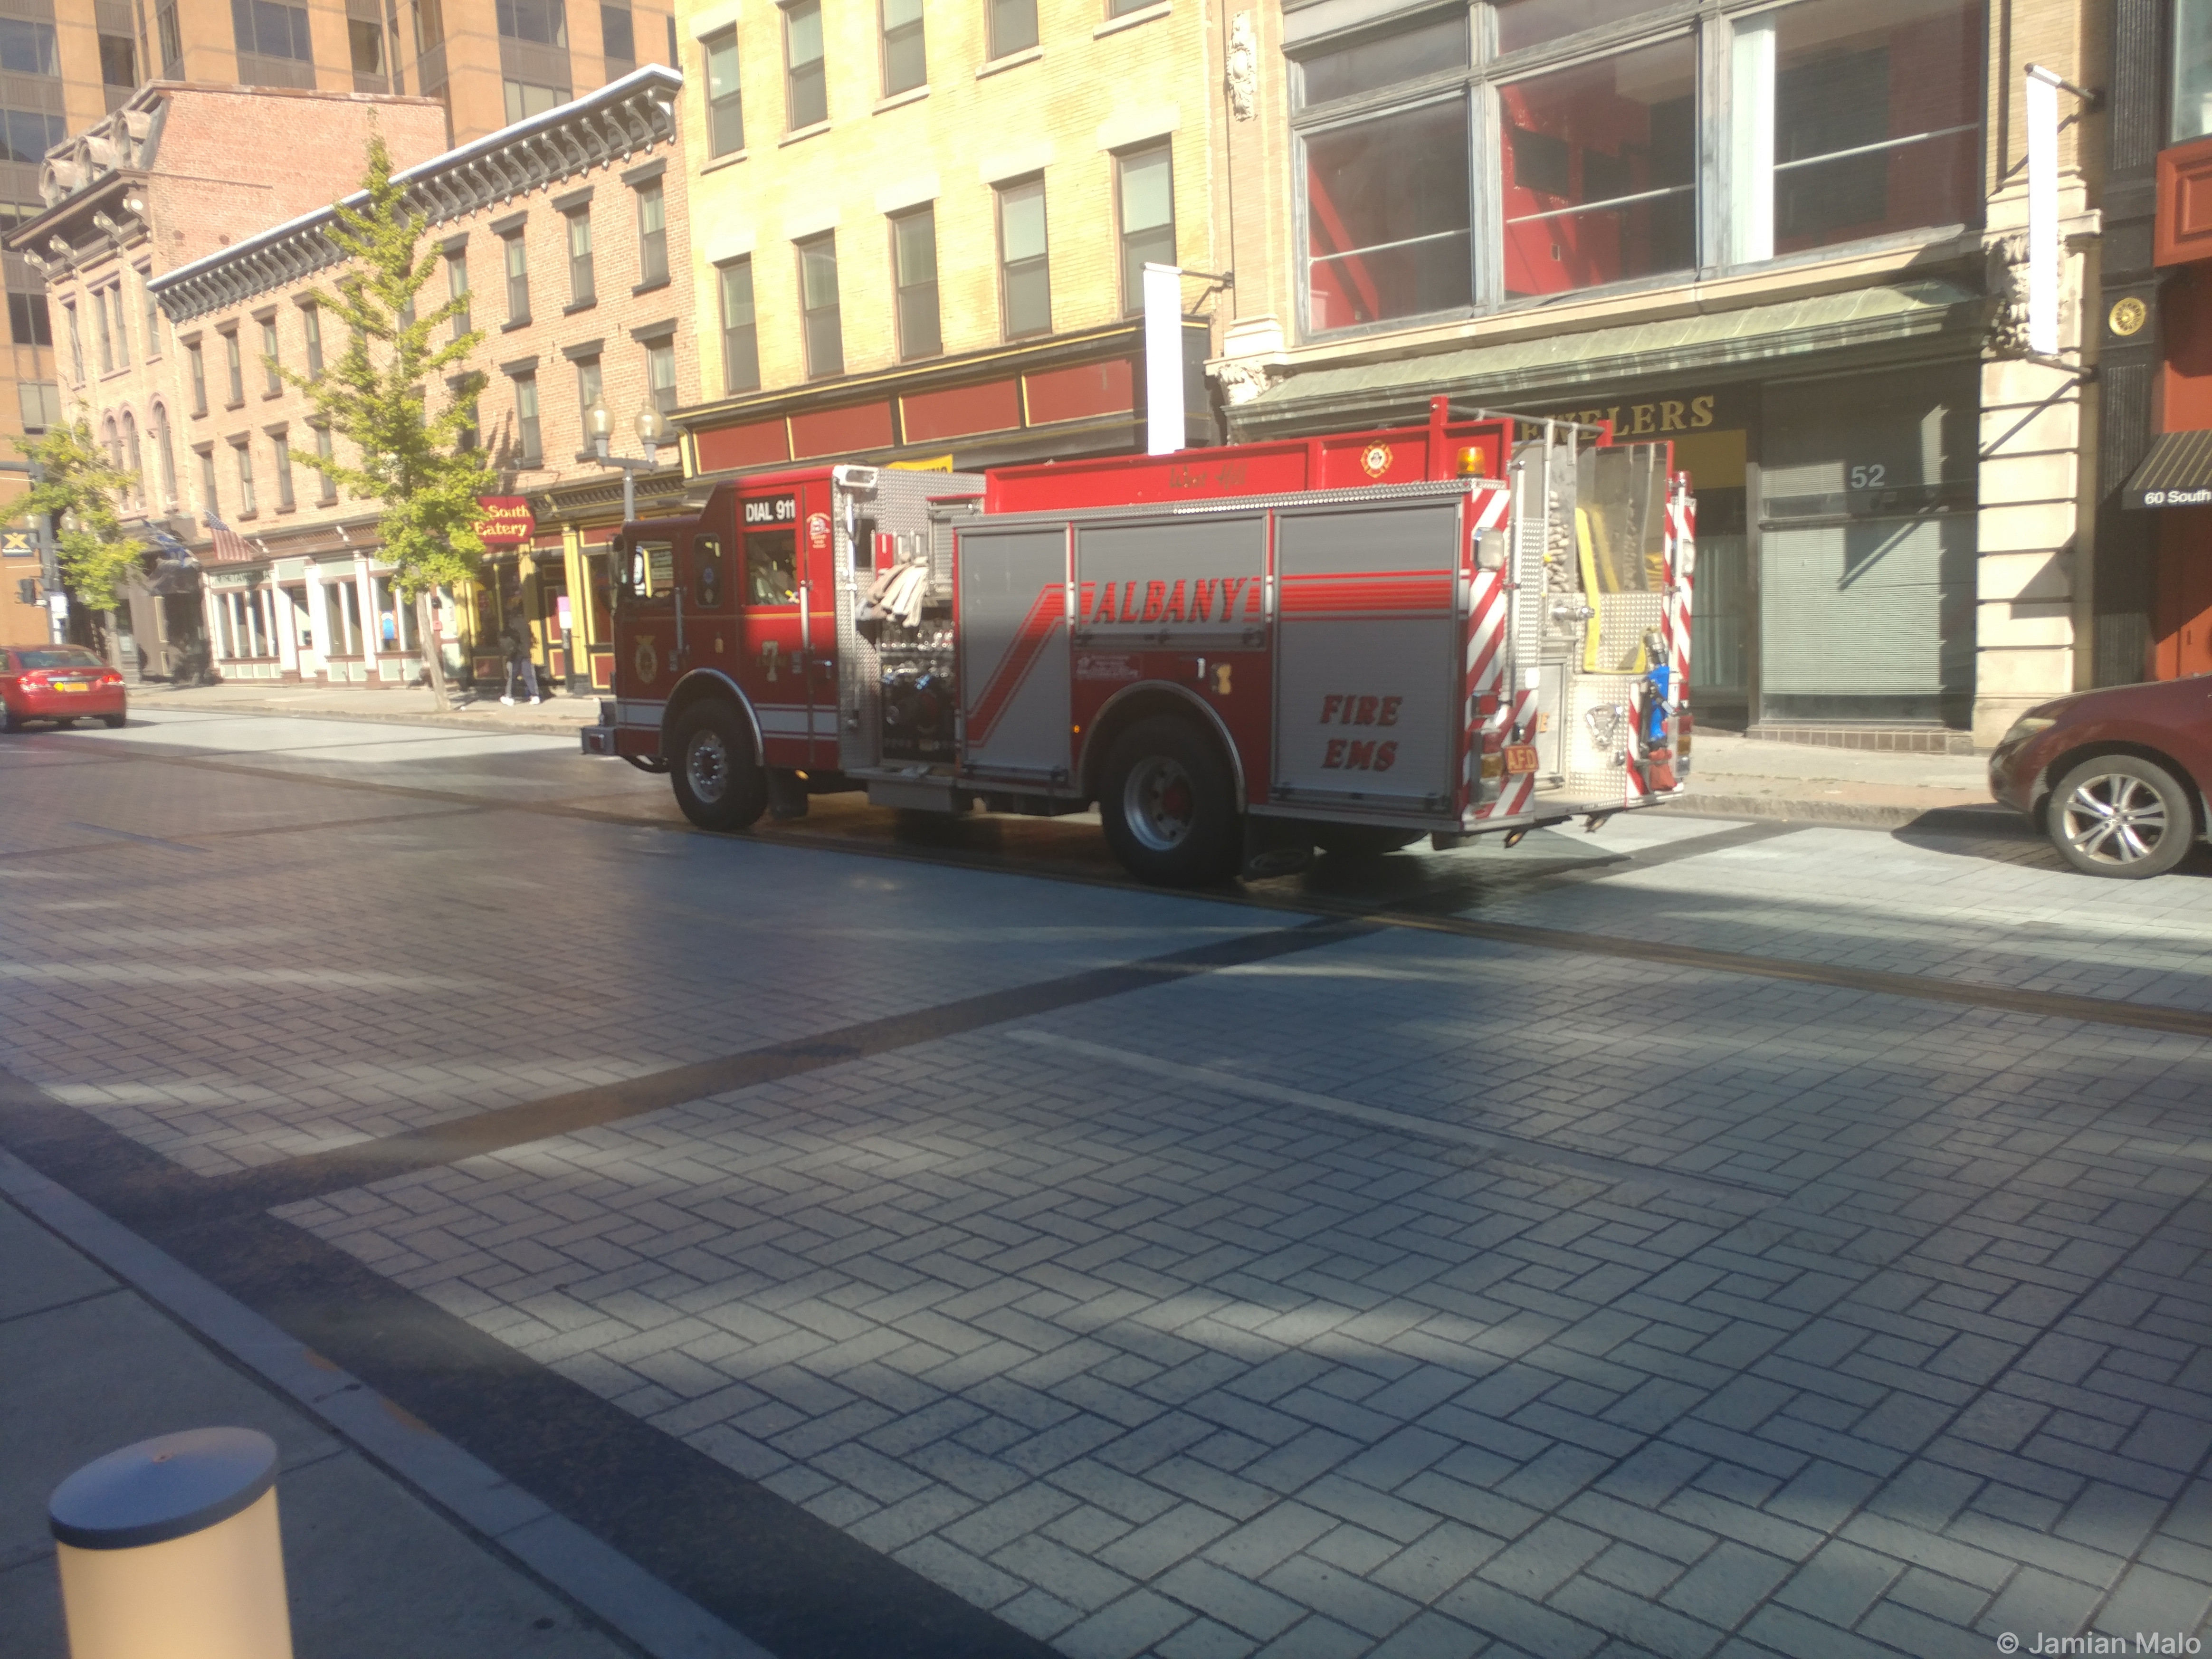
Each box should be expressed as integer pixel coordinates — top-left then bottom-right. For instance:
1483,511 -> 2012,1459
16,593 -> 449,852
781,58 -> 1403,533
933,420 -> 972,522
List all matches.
415,590 -> 451,713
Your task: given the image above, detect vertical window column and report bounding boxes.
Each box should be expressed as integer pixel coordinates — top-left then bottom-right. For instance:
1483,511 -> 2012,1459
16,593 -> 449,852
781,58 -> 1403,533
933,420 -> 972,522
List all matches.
784,0 -> 826,128
717,258 -> 759,393
997,177 -> 1050,338
1116,144 -> 1176,315
796,232 -> 841,377
891,205 -> 940,359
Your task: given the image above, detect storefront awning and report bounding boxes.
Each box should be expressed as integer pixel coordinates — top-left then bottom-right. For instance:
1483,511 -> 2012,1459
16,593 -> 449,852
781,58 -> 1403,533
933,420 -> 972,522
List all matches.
2123,430 -> 2212,509
1228,279 -> 1987,439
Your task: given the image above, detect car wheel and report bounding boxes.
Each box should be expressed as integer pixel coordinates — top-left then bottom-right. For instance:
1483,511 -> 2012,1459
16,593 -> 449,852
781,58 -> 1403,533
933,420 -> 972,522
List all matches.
1,706 -> 19,734
101,714 -> 126,728
2048,754 -> 2196,878
1099,716 -> 1240,887
1312,824 -> 1423,858
668,701 -> 767,831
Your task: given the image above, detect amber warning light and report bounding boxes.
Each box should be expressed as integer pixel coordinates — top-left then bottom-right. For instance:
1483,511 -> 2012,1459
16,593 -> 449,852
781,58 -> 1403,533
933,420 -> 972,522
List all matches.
1455,447 -> 1487,478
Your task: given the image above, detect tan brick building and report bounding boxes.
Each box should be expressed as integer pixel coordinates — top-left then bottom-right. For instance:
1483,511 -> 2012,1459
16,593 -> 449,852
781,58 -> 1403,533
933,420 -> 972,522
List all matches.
668,0 -> 1224,477
1207,0 -> 2102,747
13,68 -> 691,691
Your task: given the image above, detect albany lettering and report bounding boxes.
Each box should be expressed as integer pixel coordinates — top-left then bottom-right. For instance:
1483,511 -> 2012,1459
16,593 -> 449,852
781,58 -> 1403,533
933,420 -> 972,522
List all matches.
1088,576 -> 1261,624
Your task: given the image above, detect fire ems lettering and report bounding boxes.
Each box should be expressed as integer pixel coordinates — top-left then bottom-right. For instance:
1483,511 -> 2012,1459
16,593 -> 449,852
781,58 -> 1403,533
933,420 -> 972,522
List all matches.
1323,739 -> 1398,771
1319,694 -> 1402,727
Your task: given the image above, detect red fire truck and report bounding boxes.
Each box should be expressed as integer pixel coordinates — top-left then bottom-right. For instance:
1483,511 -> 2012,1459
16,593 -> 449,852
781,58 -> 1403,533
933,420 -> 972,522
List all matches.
581,397 -> 1696,886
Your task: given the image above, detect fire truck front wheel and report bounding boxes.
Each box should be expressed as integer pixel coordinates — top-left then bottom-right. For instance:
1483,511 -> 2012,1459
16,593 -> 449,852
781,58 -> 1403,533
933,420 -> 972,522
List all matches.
669,702 -> 768,831
1100,716 -> 1240,887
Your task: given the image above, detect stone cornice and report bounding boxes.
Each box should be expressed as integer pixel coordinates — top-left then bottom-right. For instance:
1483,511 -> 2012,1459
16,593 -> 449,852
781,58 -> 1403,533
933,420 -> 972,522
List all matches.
149,66 -> 681,326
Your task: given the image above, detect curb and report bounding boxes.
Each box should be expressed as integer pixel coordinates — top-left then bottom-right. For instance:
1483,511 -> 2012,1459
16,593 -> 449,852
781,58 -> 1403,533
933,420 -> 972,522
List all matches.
1656,792 -> 2009,830
128,696 -> 591,740
0,1148 -> 769,1659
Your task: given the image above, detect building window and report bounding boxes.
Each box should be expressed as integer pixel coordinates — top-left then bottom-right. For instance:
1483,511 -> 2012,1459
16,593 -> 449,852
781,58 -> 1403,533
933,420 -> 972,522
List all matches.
260,316 -> 281,392
197,446 -> 218,516
785,0 -> 826,129
271,429 -> 295,509
0,109 -> 62,165
140,272 -> 160,357
1291,0 -> 1983,338
496,0 -> 566,44
636,181 -> 668,286
187,339 -> 205,412
797,232 -> 841,377
154,406 -> 175,504
156,3 -> 181,73
515,372 -> 541,464
100,31 -> 136,91
456,393 -> 478,451
123,412 -> 141,506
314,423 -> 337,498
504,232 -> 530,322
2180,0 -> 2212,142
1730,0 -> 1982,263
233,439 -> 257,515
18,380 -> 59,432
601,2 -> 635,69
302,302 -> 323,374
1116,144 -> 1174,316
891,205 -> 940,360
575,353 -> 601,425
66,305 -> 82,383
222,329 -> 244,404
646,337 -> 677,412
882,0 -> 924,95
717,258 -> 758,393
416,0 -> 445,51
0,18 -> 60,74
8,292 -> 49,347
94,293 -> 113,373
566,209 -> 595,306
109,288 -> 130,367
988,0 -> 1036,59
997,177 -> 1049,339
705,28 -> 743,154
446,252 -> 470,338
505,81 -> 569,120
232,0 -> 314,61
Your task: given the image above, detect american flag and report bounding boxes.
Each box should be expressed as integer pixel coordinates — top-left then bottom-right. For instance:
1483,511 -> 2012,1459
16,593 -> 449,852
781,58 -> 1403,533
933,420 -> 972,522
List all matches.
206,514 -> 257,563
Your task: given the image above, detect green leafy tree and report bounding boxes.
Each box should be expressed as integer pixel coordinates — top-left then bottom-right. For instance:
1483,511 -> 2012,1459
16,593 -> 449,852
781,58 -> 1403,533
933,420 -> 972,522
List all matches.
17,418 -> 143,650
281,131 -> 491,712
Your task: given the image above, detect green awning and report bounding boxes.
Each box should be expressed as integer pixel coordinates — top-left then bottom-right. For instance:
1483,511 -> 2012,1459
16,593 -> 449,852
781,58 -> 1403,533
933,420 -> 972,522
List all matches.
1229,279 -> 1987,437
2124,430 -> 2212,509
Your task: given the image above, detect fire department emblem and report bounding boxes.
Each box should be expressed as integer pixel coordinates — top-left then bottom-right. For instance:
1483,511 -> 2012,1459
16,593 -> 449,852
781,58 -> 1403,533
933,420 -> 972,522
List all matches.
808,512 -> 830,549
634,637 -> 658,684
1359,443 -> 1392,479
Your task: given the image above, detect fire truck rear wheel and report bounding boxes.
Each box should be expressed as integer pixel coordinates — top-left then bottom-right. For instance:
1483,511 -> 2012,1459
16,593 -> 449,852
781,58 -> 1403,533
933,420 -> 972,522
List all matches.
670,702 -> 767,831
1312,825 -> 1422,858
1100,716 -> 1240,887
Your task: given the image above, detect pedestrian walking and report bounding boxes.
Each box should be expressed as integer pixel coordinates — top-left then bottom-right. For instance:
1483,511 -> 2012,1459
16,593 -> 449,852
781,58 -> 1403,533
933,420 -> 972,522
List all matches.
499,609 -> 540,706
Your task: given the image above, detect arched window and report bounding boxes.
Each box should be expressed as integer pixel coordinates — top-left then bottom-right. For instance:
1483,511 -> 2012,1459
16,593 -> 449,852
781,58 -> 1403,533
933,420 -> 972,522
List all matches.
152,402 -> 176,508
122,411 -> 141,508
102,415 -> 120,471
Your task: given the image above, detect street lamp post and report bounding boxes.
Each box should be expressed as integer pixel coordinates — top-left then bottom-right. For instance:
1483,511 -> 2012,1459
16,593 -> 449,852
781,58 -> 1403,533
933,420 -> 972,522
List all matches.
579,400 -> 675,694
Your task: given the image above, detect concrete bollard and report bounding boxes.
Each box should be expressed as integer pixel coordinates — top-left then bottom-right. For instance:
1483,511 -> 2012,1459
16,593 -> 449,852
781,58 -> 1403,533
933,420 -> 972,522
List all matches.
48,1427 -> 294,1659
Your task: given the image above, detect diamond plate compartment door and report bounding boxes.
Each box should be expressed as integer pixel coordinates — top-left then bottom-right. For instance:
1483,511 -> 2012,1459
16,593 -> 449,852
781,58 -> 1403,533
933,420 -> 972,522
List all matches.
957,523 -> 1072,785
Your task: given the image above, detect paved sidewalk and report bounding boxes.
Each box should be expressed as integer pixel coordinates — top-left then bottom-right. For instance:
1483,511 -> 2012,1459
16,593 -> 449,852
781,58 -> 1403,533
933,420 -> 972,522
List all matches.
123,680 -> 2002,829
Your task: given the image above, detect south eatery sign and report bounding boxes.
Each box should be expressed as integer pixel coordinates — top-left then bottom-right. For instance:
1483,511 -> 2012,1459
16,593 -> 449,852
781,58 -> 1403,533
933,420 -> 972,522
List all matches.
473,496 -> 536,545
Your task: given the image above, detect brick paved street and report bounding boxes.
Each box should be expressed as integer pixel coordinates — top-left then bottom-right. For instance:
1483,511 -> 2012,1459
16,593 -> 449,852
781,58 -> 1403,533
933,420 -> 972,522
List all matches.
3,709 -> 2208,1659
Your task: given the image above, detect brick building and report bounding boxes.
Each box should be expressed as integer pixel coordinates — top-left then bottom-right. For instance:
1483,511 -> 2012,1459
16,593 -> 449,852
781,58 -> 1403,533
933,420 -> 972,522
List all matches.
12,67 -> 690,691
3,82 -> 450,659
668,0 -> 1224,480
0,0 -> 676,645
1203,0 -> 2104,748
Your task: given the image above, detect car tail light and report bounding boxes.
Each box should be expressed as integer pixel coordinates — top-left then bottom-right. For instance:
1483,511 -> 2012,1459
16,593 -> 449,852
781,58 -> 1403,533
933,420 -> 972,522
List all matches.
99,671 -> 122,686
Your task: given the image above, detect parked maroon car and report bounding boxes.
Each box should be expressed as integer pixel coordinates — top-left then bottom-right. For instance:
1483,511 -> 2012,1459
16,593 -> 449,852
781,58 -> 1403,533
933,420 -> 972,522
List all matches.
0,646 -> 126,733
1988,674 -> 2212,877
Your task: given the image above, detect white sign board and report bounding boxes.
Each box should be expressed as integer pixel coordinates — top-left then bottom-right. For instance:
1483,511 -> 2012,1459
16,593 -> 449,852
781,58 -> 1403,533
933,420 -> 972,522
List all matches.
2026,68 -> 2059,358
1143,262 -> 1182,457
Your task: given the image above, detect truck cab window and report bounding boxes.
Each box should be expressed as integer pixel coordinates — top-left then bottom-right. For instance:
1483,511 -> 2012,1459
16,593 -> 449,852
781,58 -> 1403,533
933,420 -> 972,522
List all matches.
629,540 -> 675,599
696,537 -> 724,607
746,529 -> 797,605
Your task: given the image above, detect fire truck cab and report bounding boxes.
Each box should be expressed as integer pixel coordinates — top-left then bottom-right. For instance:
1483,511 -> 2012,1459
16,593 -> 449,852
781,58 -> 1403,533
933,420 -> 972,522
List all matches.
584,398 -> 1696,886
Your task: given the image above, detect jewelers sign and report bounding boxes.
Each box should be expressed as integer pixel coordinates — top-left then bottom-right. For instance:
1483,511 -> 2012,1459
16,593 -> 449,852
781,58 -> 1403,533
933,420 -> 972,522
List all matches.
474,496 -> 535,545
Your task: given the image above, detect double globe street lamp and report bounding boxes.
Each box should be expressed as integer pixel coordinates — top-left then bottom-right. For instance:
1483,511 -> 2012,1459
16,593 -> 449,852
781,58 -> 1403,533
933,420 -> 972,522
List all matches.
582,400 -> 675,525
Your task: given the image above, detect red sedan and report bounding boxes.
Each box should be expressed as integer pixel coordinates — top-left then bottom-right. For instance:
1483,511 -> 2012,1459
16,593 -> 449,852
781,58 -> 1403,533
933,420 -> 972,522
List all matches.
1,646 -> 127,732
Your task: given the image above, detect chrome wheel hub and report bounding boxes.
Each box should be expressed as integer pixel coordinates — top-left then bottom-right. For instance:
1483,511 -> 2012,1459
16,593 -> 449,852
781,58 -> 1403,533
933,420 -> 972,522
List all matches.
2059,773 -> 2168,866
1124,756 -> 1196,852
687,729 -> 729,804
